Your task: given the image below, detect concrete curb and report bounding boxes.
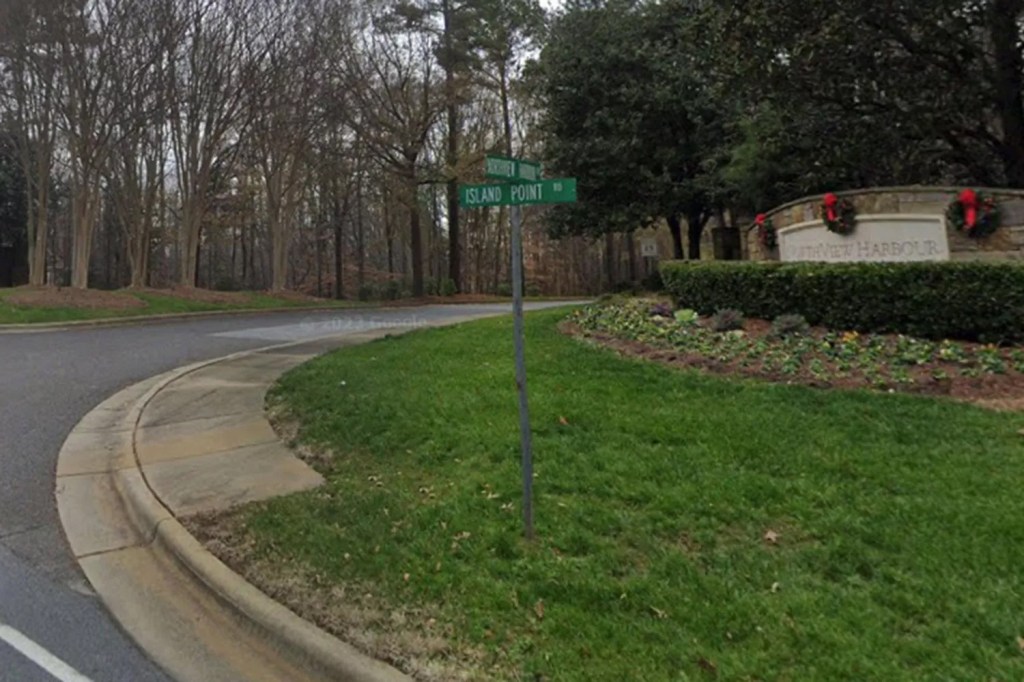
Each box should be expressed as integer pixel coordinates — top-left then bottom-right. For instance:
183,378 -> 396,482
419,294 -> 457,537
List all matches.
56,328 -> 446,681
0,304 -> 363,334
130,334 -> 414,680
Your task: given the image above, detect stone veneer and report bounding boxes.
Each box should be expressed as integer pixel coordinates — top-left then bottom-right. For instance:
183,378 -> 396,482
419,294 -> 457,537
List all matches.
744,187 -> 1024,263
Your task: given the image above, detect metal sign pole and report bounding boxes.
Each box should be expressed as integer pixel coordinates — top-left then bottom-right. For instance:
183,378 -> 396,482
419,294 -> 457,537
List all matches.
463,154 -> 577,542
509,203 -> 534,540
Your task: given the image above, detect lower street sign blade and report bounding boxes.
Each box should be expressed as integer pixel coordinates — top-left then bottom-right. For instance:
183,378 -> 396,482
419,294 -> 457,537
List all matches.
459,178 -> 577,208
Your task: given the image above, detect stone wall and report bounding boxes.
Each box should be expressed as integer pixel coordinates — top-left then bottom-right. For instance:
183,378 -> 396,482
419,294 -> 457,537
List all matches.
744,187 -> 1024,262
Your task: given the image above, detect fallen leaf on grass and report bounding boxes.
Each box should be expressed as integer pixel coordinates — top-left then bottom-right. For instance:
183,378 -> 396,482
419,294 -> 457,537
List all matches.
697,657 -> 717,676
649,606 -> 668,620
534,599 -> 545,620
771,582 -> 781,593
763,529 -> 780,545
559,416 -> 570,426
1017,635 -> 1024,652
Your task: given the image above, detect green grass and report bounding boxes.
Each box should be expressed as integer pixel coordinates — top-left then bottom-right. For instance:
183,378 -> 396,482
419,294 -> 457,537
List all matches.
0,288 -> 355,324
252,308 -> 1024,681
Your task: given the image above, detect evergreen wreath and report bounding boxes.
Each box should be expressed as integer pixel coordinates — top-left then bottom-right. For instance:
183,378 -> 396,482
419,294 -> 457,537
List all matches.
946,189 -> 1000,239
755,213 -> 777,250
821,192 -> 857,235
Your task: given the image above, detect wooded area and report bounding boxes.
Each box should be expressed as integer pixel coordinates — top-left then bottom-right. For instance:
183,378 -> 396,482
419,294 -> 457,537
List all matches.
0,0 -> 606,297
2,0 -> 1023,295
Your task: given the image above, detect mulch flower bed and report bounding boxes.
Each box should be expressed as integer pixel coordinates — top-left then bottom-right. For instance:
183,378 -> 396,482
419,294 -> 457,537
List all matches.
5,286 -> 147,310
565,299 -> 1024,410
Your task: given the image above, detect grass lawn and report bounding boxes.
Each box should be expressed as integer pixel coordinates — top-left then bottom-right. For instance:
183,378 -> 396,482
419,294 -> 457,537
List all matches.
244,308 -> 1024,680
0,287 -> 354,324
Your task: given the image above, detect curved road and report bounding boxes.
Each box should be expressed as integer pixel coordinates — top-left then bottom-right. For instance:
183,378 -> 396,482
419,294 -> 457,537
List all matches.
0,303 -> 565,681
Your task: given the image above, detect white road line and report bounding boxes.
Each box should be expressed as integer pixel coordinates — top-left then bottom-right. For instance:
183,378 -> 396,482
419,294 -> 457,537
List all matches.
0,623 -> 94,682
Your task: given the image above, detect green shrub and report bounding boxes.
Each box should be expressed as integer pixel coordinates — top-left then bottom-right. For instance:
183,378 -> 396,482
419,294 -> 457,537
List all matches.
357,284 -> 376,301
440,278 -> 457,297
496,282 -> 513,297
660,261 -> 1024,343
641,268 -> 664,292
384,280 -> 404,300
674,308 -> 699,324
709,308 -> 744,332
772,313 -> 810,337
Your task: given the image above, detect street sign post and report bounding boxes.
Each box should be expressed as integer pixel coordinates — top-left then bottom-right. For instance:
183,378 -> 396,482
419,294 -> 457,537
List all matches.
459,179 -> 577,209
459,157 -> 578,541
640,237 -> 659,278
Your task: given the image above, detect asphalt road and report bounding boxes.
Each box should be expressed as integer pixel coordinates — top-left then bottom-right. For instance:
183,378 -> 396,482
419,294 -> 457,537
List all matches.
0,303 -> 570,681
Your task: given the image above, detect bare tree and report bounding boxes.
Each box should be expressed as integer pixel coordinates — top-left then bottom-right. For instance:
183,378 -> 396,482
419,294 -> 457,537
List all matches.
104,0 -> 177,287
344,7 -> 442,297
0,0 -> 62,286
168,0 -> 267,287
250,1 -> 324,291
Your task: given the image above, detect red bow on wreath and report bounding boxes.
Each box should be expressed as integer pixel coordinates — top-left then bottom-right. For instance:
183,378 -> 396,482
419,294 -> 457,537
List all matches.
755,213 -> 766,226
959,189 -> 978,230
823,193 -> 838,222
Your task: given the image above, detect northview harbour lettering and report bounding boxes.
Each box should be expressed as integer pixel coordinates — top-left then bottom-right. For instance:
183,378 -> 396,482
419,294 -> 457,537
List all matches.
778,216 -> 951,263
784,239 -> 944,262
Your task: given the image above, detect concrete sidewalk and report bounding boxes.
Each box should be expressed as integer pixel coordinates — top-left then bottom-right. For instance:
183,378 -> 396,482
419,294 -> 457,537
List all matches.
54,322 -> 484,681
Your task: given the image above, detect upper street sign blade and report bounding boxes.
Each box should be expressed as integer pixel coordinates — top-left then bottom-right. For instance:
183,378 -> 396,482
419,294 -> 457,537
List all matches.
459,178 -> 577,208
485,155 -> 542,182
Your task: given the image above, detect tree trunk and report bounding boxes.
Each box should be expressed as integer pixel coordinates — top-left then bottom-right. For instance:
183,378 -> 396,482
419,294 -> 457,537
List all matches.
666,215 -> 684,259
990,0 -> 1024,185
686,208 -> 705,261
231,218 -> 238,287
442,0 -> 462,292
333,191 -> 344,300
70,185 -> 101,289
409,176 -> 424,297
356,173 -> 365,289
383,185 -> 394,275
193,225 -> 202,288
180,205 -> 202,287
27,189 -> 49,286
270,211 -> 290,292
241,222 -> 249,288
626,231 -> 637,282
129,216 -> 150,289
604,231 -> 616,288
493,207 -> 505,292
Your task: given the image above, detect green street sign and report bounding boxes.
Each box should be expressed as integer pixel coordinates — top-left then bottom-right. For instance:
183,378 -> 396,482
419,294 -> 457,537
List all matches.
459,178 -> 577,208
485,155 -> 542,182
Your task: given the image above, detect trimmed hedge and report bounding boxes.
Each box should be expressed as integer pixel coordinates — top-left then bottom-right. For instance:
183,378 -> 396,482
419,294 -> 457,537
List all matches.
660,261 -> 1024,342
